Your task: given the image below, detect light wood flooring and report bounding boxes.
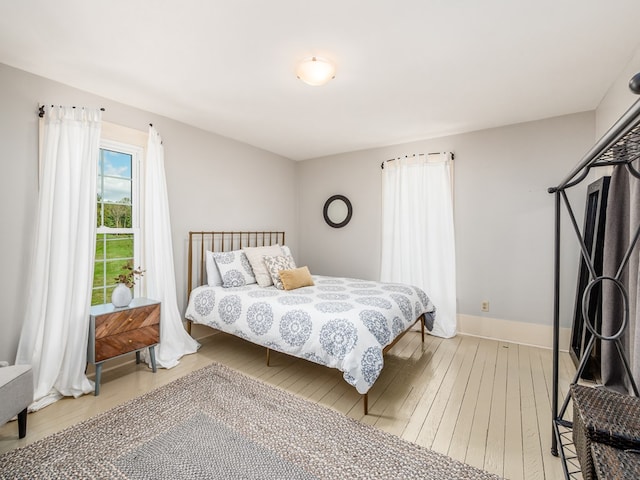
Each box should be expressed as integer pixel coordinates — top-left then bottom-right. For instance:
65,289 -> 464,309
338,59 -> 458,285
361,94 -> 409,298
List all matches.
0,327 -> 575,479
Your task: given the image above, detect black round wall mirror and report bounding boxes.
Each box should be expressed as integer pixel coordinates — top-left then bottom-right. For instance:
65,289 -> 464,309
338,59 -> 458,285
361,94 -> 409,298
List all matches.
323,194 -> 353,228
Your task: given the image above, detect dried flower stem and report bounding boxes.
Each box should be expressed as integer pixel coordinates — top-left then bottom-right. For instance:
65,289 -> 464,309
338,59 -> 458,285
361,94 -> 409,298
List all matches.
114,261 -> 145,288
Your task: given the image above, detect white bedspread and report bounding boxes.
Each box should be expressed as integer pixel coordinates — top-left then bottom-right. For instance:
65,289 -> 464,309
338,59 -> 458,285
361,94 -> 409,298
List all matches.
185,275 -> 435,394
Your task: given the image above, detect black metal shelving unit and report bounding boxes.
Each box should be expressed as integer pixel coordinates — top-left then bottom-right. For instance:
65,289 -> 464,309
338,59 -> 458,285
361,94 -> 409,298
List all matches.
549,73 -> 640,479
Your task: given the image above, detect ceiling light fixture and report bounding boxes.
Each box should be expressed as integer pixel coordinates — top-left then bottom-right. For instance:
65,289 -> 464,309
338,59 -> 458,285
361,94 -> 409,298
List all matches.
296,56 -> 336,86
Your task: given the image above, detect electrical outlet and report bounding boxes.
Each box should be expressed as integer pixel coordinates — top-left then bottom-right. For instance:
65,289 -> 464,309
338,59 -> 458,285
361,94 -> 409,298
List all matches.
481,300 -> 490,312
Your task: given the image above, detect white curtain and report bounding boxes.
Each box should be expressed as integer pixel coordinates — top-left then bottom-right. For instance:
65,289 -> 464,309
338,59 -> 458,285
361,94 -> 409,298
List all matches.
380,153 -> 457,338
142,126 -> 200,368
16,106 -> 102,410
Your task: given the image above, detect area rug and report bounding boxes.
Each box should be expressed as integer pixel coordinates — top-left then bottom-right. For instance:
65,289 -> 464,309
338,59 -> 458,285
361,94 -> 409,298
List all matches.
0,362 -> 500,479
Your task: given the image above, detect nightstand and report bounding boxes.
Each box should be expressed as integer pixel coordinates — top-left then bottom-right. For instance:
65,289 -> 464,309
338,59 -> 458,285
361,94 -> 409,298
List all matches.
88,297 -> 160,395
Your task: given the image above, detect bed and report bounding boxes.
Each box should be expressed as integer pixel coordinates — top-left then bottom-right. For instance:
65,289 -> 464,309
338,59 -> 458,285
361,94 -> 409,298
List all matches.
184,231 -> 436,414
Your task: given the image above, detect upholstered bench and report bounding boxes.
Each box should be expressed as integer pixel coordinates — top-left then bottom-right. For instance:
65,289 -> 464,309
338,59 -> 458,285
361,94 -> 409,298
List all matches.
571,384 -> 640,480
0,364 -> 33,438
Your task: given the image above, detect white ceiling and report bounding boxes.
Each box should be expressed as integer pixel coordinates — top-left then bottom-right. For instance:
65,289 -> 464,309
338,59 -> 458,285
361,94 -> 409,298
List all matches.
1,1 -> 640,160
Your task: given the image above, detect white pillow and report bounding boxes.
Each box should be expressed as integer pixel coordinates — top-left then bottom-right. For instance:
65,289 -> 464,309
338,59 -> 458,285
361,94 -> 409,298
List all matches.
213,250 -> 256,287
205,250 -> 223,287
243,244 -> 285,287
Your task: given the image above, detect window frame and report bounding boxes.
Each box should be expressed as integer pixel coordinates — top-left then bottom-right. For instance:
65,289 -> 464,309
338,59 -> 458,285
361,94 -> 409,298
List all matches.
92,124 -> 147,305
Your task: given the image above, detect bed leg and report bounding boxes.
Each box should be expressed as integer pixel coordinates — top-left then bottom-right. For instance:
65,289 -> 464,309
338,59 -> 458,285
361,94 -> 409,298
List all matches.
186,319 -> 192,335
421,314 -> 425,343
266,348 -> 271,366
363,393 -> 368,415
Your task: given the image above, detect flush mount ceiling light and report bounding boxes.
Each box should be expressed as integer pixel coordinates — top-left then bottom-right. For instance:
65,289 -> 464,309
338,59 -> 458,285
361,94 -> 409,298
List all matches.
296,56 -> 336,86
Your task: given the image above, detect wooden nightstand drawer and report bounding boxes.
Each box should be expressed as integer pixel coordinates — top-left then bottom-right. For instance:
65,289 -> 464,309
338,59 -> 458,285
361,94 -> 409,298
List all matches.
95,324 -> 160,362
94,303 -> 160,339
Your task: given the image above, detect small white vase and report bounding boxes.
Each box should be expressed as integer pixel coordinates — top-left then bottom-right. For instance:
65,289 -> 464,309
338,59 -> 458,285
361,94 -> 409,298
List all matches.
111,283 -> 132,307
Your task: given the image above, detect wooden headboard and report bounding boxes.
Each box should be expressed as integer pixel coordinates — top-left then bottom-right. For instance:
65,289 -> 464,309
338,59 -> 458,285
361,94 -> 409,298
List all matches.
187,231 -> 286,294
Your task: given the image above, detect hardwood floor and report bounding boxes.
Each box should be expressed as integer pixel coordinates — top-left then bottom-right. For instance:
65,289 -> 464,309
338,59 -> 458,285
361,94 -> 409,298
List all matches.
0,328 -> 575,479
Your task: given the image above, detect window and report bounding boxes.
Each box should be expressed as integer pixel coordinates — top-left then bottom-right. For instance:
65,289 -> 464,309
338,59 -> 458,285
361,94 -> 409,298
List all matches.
92,139 -> 142,305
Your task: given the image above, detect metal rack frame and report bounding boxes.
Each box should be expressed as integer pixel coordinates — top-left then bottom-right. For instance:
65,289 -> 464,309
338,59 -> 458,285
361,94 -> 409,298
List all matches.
548,74 -> 640,479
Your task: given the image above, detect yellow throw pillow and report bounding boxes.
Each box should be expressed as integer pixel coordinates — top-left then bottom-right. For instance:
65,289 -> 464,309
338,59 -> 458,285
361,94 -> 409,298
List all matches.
279,266 -> 314,291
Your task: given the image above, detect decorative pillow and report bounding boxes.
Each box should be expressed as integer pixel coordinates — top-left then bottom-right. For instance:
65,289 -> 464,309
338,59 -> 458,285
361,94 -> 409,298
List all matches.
213,250 -> 256,287
205,250 -> 223,287
242,244 -> 284,287
279,266 -> 314,291
281,245 -> 293,258
263,255 -> 297,290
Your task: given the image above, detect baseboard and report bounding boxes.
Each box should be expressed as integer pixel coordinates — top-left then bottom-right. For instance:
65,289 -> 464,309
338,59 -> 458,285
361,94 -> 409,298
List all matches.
457,314 -> 571,351
191,317 -> 568,351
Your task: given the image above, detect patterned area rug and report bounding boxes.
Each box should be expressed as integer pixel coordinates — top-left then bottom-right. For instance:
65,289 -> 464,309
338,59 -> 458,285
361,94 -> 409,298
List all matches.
0,363 -> 500,479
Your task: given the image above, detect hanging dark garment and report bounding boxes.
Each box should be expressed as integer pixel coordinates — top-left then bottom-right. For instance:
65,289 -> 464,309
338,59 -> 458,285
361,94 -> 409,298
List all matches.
601,163 -> 640,393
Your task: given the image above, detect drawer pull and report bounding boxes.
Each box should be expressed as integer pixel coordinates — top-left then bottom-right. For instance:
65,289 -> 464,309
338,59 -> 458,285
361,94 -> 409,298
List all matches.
128,339 -> 133,343
128,318 -> 133,322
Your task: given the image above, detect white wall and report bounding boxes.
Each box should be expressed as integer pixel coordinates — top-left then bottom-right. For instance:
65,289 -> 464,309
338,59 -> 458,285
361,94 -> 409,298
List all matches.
0,63 -> 297,362
595,45 -> 640,138
296,112 -> 595,332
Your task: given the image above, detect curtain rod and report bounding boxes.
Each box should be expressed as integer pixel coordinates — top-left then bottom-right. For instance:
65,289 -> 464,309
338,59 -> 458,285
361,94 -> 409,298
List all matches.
380,151 -> 454,169
38,105 -> 106,118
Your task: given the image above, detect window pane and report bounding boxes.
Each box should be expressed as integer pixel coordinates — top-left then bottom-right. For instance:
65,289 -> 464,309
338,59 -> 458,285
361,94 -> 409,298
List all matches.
93,233 -> 134,306
93,260 -> 105,288
92,287 -> 106,306
95,234 -> 133,259
95,233 -> 106,258
102,149 -> 132,178
104,234 -> 133,259
103,202 -> 132,228
102,176 -> 131,204
97,149 -> 132,226
96,200 -> 103,228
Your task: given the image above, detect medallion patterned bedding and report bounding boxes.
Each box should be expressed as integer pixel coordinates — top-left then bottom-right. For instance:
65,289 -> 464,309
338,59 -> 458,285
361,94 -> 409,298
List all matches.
185,275 -> 436,394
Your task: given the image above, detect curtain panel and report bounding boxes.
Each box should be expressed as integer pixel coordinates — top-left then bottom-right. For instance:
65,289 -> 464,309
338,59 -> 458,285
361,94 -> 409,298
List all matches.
380,153 -> 457,338
16,106 -> 102,410
142,126 -> 200,368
